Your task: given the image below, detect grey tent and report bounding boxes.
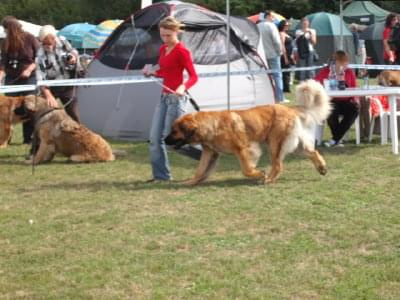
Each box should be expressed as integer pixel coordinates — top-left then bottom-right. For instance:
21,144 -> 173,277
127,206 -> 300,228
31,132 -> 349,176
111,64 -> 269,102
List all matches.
343,1 -> 389,25
77,1 -> 274,141
359,21 -> 384,77
301,12 -> 356,64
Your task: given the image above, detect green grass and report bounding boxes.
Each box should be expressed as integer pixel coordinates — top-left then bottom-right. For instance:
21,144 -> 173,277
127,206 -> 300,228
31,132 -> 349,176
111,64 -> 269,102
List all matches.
1,108 -> 400,299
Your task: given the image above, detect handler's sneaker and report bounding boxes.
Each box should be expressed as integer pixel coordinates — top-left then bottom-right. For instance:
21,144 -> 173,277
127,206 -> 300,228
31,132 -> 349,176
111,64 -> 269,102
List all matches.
324,139 -> 344,148
324,139 -> 336,148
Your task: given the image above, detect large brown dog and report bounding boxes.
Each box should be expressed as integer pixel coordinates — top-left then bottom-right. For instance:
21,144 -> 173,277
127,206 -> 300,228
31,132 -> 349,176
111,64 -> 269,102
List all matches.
0,95 -> 28,147
165,79 -> 331,185
377,70 -> 400,86
14,95 -> 114,164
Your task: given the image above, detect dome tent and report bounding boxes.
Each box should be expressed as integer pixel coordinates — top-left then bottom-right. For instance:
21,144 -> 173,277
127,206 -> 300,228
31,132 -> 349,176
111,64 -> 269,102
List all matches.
300,12 -> 356,64
77,1 -> 275,141
343,1 -> 390,26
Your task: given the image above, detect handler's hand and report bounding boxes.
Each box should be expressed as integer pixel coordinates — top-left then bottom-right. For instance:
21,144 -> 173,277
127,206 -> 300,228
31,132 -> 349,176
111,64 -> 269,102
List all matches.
175,84 -> 186,96
46,95 -> 59,108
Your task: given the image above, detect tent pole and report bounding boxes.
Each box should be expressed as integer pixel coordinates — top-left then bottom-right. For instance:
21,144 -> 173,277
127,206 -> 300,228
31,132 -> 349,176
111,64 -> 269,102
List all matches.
226,0 -> 231,110
340,0 -> 343,49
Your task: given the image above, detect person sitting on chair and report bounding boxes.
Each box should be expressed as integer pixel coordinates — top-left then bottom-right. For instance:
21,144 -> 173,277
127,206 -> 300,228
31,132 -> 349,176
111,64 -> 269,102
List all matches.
314,50 -> 359,147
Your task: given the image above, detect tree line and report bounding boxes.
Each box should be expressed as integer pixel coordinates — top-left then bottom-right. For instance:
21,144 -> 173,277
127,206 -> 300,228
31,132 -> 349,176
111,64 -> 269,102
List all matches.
0,0 -> 399,28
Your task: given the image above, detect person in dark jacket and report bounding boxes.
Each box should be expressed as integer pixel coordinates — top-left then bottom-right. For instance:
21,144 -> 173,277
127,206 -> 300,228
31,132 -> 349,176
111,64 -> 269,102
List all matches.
0,16 -> 39,144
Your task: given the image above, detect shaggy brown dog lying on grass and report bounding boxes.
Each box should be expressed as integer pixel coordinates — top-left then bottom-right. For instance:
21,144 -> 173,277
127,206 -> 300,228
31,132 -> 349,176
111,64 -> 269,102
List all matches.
165,79 -> 331,185
14,95 -> 114,164
377,70 -> 400,86
0,95 -> 30,147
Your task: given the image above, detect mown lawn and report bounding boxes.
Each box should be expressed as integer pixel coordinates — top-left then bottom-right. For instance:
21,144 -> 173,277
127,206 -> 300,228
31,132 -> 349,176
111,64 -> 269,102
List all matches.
1,109 -> 400,299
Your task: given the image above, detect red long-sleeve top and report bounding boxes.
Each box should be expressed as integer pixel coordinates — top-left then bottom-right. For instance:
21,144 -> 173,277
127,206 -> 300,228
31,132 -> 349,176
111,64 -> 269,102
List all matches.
155,42 -> 198,93
315,66 -> 358,101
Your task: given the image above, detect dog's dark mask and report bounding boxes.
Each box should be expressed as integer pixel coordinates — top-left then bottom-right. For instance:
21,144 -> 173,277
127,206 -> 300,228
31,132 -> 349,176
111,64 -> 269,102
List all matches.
14,102 -> 32,121
165,124 -> 196,149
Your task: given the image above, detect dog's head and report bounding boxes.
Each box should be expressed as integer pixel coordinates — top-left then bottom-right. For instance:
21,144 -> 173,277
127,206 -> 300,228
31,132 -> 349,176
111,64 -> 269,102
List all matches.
165,114 -> 198,149
13,95 -> 49,120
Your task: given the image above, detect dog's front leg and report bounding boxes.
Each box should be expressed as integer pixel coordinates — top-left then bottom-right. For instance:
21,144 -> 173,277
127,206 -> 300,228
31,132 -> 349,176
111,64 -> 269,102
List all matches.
236,148 -> 265,180
30,143 -> 56,165
184,147 -> 219,185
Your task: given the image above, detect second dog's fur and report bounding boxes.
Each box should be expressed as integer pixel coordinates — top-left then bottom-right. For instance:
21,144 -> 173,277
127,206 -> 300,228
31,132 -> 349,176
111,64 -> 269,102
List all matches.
14,95 -> 114,164
165,79 -> 331,185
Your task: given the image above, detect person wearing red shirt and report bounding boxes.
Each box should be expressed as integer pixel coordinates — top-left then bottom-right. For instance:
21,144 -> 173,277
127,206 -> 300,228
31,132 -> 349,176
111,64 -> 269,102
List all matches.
383,13 -> 398,64
143,16 -> 198,182
315,50 -> 359,147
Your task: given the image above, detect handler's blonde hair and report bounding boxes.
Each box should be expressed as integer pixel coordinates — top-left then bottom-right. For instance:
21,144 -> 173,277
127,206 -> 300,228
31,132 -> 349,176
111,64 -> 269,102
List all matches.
159,16 -> 184,32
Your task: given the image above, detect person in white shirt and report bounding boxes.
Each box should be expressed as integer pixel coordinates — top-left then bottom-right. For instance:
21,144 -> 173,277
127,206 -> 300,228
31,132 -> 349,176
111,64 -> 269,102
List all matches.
258,11 -> 284,103
295,17 -> 317,81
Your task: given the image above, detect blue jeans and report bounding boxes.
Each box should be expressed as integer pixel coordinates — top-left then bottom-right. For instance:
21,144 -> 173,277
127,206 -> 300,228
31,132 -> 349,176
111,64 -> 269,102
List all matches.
298,51 -> 315,81
149,93 -> 188,180
267,56 -> 284,102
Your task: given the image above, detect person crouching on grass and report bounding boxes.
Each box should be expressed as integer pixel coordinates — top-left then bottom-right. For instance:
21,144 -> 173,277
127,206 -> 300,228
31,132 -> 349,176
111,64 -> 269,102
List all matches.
314,50 -> 359,147
143,16 -> 198,183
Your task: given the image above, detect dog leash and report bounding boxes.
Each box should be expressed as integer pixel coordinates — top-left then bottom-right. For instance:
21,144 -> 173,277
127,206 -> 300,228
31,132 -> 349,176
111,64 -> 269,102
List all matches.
150,77 -> 200,111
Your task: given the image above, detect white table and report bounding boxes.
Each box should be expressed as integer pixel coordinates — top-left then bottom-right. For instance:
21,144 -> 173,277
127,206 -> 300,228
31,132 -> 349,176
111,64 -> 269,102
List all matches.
326,86 -> 399,155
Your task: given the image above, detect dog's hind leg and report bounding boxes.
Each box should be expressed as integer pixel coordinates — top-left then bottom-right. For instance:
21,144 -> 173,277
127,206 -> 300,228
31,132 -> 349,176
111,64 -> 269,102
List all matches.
184,147 -> 219,185
303,146 -> 327,176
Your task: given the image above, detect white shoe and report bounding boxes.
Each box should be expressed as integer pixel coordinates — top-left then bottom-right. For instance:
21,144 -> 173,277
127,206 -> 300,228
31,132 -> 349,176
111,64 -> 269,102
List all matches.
323,139 -> 336,148
282,99 -> 290,103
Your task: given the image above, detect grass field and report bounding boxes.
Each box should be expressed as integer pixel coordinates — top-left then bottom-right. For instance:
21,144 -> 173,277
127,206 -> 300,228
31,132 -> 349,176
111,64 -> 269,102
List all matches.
1,105 -> 400,299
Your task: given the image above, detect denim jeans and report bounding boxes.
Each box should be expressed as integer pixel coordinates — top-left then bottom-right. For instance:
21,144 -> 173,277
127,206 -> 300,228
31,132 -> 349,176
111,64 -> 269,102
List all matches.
298,51 -> 315,81
149,93 -> 188,180
267,56 -> 284,102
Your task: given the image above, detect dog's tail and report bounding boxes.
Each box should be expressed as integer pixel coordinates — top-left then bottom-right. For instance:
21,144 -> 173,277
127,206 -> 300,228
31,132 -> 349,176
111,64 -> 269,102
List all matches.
295,79 -> 331,125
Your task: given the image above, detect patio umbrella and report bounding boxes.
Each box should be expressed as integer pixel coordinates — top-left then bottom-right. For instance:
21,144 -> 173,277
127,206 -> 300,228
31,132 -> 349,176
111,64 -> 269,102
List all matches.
58,22 -> 96,49
82,19 -> 122,49
248,12 -> 286,24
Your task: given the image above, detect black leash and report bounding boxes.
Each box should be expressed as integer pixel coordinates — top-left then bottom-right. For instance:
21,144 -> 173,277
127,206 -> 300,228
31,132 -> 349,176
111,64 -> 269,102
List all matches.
185,91 -> 200,112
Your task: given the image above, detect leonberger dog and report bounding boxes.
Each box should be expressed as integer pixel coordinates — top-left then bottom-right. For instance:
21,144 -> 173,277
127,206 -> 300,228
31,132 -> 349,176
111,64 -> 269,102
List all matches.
0,95 -> 29,147
14,95 -> 114,164
377,70 -> 400,86
165,79 -> 331,185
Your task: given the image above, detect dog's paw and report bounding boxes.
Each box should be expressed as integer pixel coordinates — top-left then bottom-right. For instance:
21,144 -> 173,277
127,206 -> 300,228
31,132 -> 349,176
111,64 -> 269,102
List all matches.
261,176 -> 275,184
318,166 -> 327,175
183,178 -> 200,186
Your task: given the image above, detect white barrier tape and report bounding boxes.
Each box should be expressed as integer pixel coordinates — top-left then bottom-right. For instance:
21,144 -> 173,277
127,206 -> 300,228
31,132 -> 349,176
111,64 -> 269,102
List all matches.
0,84 -> 37,94
348,63 -> 400,70
1,63 -> 400,93
38,75 -> 154,87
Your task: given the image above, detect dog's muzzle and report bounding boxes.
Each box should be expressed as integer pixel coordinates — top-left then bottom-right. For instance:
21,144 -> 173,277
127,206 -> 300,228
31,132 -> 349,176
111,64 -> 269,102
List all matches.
165,135 -> 187,149
13,105 -> 31,121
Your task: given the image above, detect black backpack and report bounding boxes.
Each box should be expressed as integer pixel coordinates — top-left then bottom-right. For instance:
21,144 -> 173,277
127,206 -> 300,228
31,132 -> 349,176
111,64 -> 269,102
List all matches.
296,34 -> 310,59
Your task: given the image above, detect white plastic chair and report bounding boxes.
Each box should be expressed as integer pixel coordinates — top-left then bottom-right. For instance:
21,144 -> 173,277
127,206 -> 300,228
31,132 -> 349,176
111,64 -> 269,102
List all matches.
368,96 -> 400,144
